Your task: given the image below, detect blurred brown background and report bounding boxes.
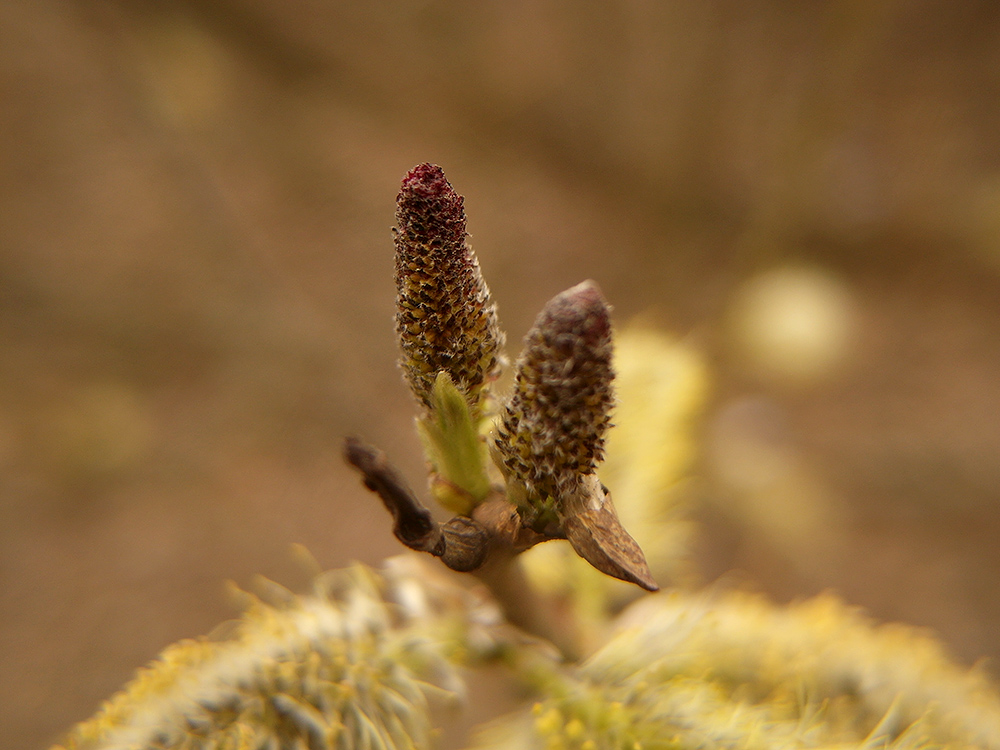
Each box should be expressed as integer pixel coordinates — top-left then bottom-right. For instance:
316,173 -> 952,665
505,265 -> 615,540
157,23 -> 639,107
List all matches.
2,2 -> 1000,748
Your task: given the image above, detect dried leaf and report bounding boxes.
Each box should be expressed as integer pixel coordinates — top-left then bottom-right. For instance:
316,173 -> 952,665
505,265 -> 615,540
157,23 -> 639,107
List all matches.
562,484 -> 657,591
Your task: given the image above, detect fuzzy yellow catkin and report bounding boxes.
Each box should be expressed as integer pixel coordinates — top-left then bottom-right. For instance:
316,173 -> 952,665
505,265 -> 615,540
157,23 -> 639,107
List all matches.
471,590 -> 1000,750
394,164 -> 504,418
52,559 -> 491,750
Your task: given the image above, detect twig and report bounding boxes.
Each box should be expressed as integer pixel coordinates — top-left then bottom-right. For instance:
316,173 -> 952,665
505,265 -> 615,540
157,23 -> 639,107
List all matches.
343,437 -> 444,556
344,437 -> 493,572
344,437 -> 578,658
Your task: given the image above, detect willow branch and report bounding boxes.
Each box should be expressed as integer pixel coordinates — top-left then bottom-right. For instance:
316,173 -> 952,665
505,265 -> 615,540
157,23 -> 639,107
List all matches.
344,437 -> 577,657
343,437 -> 444,556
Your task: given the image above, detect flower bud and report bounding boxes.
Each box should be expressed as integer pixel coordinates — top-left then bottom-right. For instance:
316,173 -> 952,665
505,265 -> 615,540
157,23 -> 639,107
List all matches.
494,280 -> 614,507
394,164 -> 503,417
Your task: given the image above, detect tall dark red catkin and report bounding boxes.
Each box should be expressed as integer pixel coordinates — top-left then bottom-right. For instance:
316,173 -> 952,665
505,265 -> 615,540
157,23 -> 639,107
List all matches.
394,164 -> 503,417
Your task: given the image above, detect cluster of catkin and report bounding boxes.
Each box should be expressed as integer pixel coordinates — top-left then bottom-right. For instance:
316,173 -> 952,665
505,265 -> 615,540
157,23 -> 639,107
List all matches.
391,163 -> 654,590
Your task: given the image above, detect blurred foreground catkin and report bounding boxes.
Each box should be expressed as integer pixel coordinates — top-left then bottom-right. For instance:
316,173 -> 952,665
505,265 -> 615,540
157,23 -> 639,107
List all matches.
472,590 -> 1000,750
56,564 -> 1000,750
53,559 -> 491,750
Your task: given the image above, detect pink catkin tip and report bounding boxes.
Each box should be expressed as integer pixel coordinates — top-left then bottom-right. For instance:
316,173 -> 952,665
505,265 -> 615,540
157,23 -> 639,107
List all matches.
396,164 -> 466,250
540,280 -> 611,347
402,163 -> 449,194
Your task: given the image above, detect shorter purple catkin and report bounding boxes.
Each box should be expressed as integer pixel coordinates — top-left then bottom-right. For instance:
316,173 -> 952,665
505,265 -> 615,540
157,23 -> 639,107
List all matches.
394,164 -> 503,416
494,280 -> 615,506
